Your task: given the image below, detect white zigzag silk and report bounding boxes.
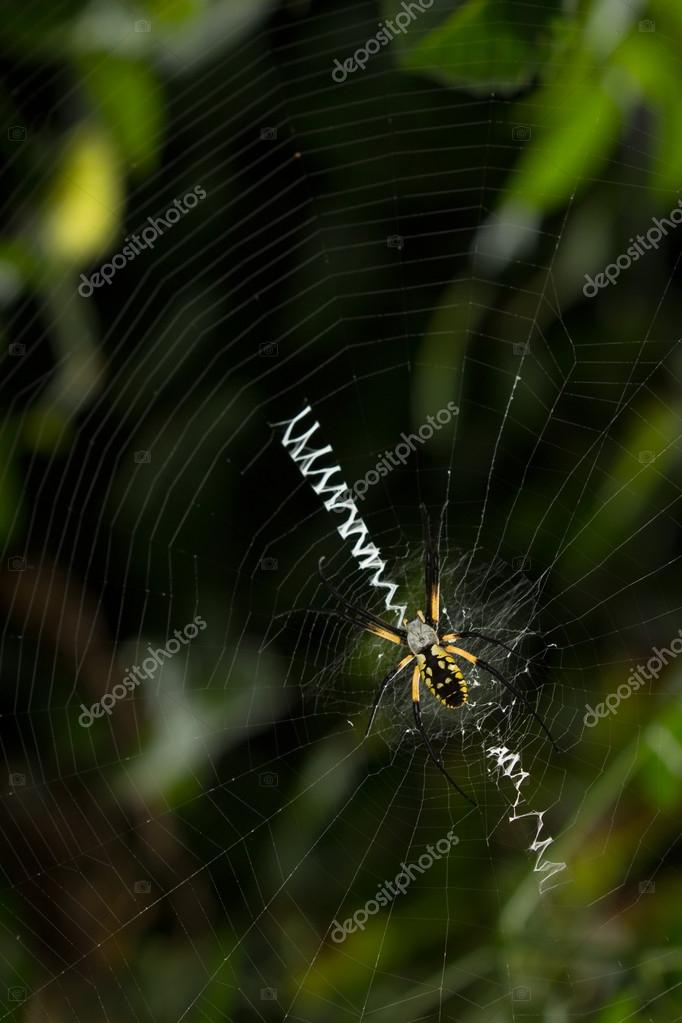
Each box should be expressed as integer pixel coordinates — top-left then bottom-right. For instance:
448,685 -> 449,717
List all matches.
279,405 -> 407,621
487,745 -> 567,894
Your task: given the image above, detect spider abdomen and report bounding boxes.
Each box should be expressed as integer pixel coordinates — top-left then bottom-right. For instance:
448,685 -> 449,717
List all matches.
417,644 -> 468,709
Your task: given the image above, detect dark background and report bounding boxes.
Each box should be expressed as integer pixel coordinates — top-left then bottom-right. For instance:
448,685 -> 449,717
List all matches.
1,0 -> 681,1019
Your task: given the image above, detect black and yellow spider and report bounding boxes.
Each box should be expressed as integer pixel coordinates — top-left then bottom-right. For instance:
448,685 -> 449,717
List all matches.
318,507 -> 559,806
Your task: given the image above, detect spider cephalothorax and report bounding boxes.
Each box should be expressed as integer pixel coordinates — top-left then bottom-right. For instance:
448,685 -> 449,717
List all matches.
405,614 -> 438,655
405,611 -> 468,709
316,505 -> 559,806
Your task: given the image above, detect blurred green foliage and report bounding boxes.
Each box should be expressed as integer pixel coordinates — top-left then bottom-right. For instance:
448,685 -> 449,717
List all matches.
1,0 -> 682,1021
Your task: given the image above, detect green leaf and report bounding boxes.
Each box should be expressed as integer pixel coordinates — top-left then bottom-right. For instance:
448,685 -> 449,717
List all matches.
142,0 -> 202,26
505,70 -> 622,214
596,991 -> 640,1023
79,55 -> 165,174
410,280 -> 492,450
399,0 -> 563,94
39,124 -> 123,264
564,395 -> 682,571
614,32 -> 682,196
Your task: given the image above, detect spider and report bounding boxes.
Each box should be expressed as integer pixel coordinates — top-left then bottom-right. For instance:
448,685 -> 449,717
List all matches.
317,506 -> 559,806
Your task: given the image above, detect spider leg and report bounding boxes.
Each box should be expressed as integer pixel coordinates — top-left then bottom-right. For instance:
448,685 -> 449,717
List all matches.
421,503 -> 443,629
441,630 -> 518,658
411,664 -> 477,806
365,654 -> 414,738
279,605 -> 405,645
318,557 -> 406,644
444,644 -> 561,753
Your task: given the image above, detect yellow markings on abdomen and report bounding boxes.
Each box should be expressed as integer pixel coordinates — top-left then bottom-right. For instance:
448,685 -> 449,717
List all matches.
419,644 -> 468,709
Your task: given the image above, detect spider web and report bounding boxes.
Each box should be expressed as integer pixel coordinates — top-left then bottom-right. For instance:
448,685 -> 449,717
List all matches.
2,0 -> 682,1021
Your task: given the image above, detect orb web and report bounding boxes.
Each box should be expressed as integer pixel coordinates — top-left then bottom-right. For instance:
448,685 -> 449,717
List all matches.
1,0 -> 681,1020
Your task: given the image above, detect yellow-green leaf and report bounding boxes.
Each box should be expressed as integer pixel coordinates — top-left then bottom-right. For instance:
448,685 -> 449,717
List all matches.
39,124 -> 123,264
